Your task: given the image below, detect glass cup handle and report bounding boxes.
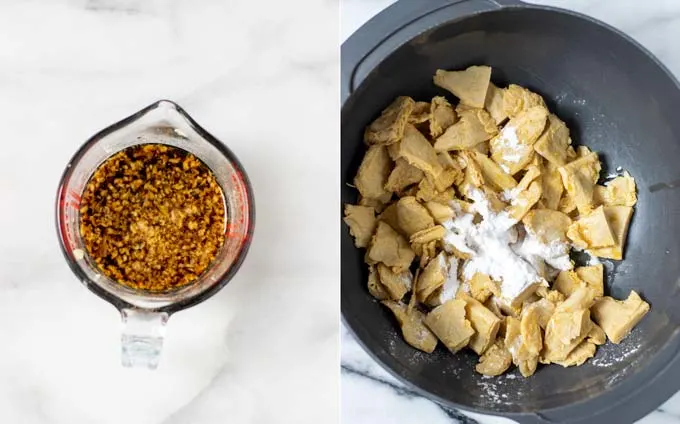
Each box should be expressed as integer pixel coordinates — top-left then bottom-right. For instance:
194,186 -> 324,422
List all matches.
120,309 -> 169,369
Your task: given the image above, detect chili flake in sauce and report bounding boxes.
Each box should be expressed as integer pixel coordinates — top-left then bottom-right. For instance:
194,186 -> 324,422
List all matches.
79,144 -> 226,292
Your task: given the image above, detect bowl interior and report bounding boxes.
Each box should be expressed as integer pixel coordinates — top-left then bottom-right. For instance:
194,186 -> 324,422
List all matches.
341,7 -> 680,413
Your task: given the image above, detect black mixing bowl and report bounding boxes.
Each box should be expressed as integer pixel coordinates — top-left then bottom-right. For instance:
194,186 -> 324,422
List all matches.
341,1 -> 680,422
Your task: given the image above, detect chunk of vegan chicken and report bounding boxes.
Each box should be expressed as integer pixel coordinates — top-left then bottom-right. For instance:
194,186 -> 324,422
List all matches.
377,263 -> 412,301
416,253 -> 448,302
385,159 -> 424,194
558,152 -> 601,214
484,82 -> 508,124
460,293 -> 502,355
534,114 -> 571,166
430,96 -> 457,138
354,145 -> 393,201
591,291 -> 649,344
364,96 -> 415,145
396,124 -> 443,179
522,209 -> 571,243
552,341 -> 596,367
567,206 -> 616,249
367,221 -> 415,271
433,108 -> 498,152
476,339 -> 512,376
396,196 -> 434,237
575,264 -> 604,298
382,300 -> 438,353
587,206 -> 634,260
539,161 -> 564,210
433,66 -> 492,108
343,204 -> 377,248
490,106 -> 548,175
593,173 -> 637,207
424,299 -> 475,353
502,84 -> 547,118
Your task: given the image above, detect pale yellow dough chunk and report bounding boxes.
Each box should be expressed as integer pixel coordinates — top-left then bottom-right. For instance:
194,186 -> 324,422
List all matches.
476,339 -> 512,376
558,152 -> 601,214
396,196 -> 434,237
484,82 -> 508,124
469,151 -> 517,191
539,161 -> 564,210
367,265 -> 388,300
383,301 -> 438,353
588,206 -> 634,260
522,209 -> 571,243
567,206 -> 616,249
397,124 -> 443,179
587,321 -> 607,345
469,272 -> 500,303
575,264 -> 604,298
490,106 -> 548,175
593,173 -> 637,207
416,253 -> 448,302
460,294 -> 502,355
424,201 -> 454,224
591,291 -> 649,344
377,263 -> 412,301
553,341 -> 596,367
507,180 -> 542,221
385,159 -> 424,194
534,114 -> 571,166
364,96 -> 415,145
543,309 -> 591,362
430,96 -> 457,138
505,315 -> 539,377
434,66 -> 491,108
343,204 -> 377,248
424,299 -> 475,353
502,84 -> 547,118
433,108 -> 498,151
367,221 -> 415,271
354,145 -> 393,201
553,270 -> 586,298
409,101 -> 431,124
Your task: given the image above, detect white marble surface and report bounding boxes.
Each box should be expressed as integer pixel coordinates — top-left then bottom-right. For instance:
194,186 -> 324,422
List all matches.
340,1 -> 680,423
0,1 -> 338,423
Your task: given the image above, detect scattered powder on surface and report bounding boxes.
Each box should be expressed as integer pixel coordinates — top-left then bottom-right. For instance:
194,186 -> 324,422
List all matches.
441,189 -> 565,303
439,256 -> 460,303
495,125 -> 526,163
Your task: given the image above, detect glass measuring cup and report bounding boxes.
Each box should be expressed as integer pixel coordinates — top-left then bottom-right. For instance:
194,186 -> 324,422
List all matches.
56,100 -> 254,369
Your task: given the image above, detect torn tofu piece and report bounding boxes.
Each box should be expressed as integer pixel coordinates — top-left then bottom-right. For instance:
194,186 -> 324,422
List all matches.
459,293 -> 502,355
396,196 -> 434,237
587,321 -> 606,345
575,264 -> 604,298
534,114 -> 571,166
530,297 -> 557,329
433,108 -> 498,152
424,201 -> 454,224
470,151 -> 518,191
542,309 -> 591,362
520,304 -> 543,358
456,151 -> 486,196
558,191 -> 577,215
377,263 -> 412,301
476,339 -> 512,376
505,315 -> 539,377
416,253 -> 448,302
553,270 -> 586,298
522,209 -> 572,243
430,96 -> 457,138
424,299 -> 475,353
343,204 -> 377,248
536,286 -> 565,304
385,158 -> 424,194
367,221 -> 415,271
493,295 -> 522,318
409,101 -> 431,124
558,152 -> 601,214
507,180 -> 542,221
410,225 -> 446,245
539,161 -> 564,210
552,341 -> 596,367
502,84 -> 547,118
490,106 -> 548,175
567,206 -> 616,249
359,196 -> 388,214
433,66 -> 492,108
469,272 -> 500,303
593,172 -> 637,207
382,301 -> 438,353
556,287 -> 597,313
397,124 -> 443,179
376,203 -> 403,235
587,206 -> 634,260
591,291 -> 649,344
364,96 -> 415,145
367,265 -> 389,300
484,82 -> 508,124
354,145 -> 393,201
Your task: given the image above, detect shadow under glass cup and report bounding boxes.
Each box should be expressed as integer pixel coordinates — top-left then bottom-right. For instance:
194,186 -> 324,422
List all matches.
56,100 -> 255,369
